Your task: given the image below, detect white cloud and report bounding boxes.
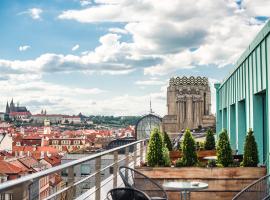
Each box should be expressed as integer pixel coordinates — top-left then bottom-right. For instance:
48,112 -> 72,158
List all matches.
135,78 -> 165,86
242,0 -> 270,17
19,8 -> 43,20
57,0 -> 266,77
19,45 -> 31,52
80,0 -> 92,6
109,27 -> 128,34
2,0 -> 270,115
29,8 -> 42,19
72,44 -> 80,51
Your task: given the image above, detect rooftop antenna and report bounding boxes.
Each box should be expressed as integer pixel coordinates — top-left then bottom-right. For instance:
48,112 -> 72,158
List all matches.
149,97 -> 154,114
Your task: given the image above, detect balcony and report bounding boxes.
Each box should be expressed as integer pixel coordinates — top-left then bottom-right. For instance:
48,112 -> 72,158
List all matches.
0,139 -> 147,200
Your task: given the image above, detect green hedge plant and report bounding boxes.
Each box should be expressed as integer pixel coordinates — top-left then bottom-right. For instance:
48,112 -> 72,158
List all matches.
162,146 -> 171,167
181,129 -> 198,166
241,129 -> 259,167
147,128 -> 164,167
147,128 -> 171,167
163,131 -> 172,151
205,129 -> 215,150
217,129 -> 233,167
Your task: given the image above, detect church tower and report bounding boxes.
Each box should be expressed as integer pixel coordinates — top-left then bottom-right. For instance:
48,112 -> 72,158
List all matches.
10,99 -> 15,112
5,102 -> 10,114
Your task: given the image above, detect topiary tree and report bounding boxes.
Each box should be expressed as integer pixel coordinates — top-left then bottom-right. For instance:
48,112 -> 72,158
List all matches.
217,129 -> 233,167
163,131 -> 172,151
162,146 -> 171,167
147,128 -> 164,167
242,129 -> 259,167
181,129 -> 198,166
205,129 -> 215,150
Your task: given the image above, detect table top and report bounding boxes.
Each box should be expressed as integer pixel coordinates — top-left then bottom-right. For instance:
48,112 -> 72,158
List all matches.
163,181 -> 208,191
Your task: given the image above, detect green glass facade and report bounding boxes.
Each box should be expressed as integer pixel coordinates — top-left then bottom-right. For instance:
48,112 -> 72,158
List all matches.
215,20 -> 270,166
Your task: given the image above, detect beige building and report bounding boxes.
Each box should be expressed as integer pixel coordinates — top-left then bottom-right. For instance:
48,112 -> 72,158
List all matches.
162,76 -> 215,136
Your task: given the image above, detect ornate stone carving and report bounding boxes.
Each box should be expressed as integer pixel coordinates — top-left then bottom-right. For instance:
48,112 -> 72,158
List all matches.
162,76 -> 215,135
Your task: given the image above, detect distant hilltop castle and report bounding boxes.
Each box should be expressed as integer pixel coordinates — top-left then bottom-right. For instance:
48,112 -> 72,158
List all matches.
5,99 -> 28,114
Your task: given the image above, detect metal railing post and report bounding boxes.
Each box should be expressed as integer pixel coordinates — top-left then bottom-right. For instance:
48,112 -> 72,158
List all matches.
125,146 -> 129,167
95,156 -> 101,200
144,140 -> 148,161
133,143 -> 137,167
67,166 -> 75,200
140,141 -> 144,164
113,151 -> 118,188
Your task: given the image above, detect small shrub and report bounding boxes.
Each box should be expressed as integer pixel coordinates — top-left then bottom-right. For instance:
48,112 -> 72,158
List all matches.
205,129 -> 215,150
162,146 -> 171,167
207,159 -> 216,168
217,129 -> 233,167
147,128 -> 164,167
199,141 -> 205,150
175,158 -> 185,167
241,129 -> 259,167
181,129 -> 198,166
196,142 -> 200,151
178,141 -> 183,151
163,131 -> 172,151
197,161 -> 207,168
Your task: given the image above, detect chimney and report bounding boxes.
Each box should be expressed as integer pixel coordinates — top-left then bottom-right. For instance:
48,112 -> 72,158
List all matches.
40,151 -> 44,159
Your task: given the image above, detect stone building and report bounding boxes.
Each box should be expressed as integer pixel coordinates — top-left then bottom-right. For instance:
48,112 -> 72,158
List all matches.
162,76 -> 215,136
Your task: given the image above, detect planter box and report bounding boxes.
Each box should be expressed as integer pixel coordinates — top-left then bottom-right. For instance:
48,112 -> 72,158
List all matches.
135,167 -> 266,200
169,150 -> 216,162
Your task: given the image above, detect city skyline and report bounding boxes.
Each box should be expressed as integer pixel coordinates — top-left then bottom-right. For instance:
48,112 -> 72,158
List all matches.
0,0 -> 269,116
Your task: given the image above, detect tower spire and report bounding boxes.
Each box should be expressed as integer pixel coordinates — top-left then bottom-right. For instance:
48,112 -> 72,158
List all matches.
5,101 -> 10,114
149,97 -> 154,114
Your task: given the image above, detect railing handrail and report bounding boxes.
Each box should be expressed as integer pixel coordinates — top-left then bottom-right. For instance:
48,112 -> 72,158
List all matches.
0,139 -> 147,192
232,173 -> 270,200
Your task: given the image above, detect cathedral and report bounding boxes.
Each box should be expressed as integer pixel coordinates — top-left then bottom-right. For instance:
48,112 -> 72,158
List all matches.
5,99 -> 28,114
162,76 -> 215,137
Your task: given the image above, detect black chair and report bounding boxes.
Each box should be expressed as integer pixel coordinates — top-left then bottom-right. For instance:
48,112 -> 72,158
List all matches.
119,166 -> 168,200
107,187 -> 151,200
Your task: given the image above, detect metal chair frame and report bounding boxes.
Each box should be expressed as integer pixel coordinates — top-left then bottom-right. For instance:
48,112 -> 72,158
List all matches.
119,166 -> 168,200
107,187 -> 151,200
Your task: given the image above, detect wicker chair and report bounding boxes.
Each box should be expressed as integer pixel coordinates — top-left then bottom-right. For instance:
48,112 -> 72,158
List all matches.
119,166 -> 168,200
107,187 -> 151,200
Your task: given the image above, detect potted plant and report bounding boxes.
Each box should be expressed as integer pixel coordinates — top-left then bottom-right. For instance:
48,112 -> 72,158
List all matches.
175,129 -> 197,167
146,128 -> 171,167
241,128 -> 259,167
217,129 -> 233,167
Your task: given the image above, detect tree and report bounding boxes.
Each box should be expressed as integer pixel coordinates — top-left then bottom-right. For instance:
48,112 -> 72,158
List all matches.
163,131 -> 172,151
162,146 -> 171,167
242,129 -> 259,167
147,128 -> 164,167
205,129 -> 215,150
181,129 -> 198,166
217,129 -> 233,167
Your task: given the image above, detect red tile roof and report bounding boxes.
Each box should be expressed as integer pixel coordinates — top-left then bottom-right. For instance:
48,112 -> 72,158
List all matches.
9,112 -> 31,116
0,160 -> 22,174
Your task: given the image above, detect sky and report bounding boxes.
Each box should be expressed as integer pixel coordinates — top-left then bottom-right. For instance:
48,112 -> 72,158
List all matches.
0,0 -> 269,116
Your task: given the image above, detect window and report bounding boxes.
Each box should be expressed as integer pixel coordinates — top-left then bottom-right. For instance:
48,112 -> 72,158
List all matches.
81,164 -> 90,176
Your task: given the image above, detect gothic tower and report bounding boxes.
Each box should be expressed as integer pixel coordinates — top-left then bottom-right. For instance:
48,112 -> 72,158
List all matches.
5,102 -> 10,114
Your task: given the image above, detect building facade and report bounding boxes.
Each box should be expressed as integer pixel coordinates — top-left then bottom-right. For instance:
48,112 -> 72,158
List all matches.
163,76 -> 215,136
215,20 -> 270,166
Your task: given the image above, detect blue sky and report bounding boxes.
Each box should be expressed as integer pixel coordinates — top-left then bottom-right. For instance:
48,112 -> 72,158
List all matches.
0,0 -> 269,116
